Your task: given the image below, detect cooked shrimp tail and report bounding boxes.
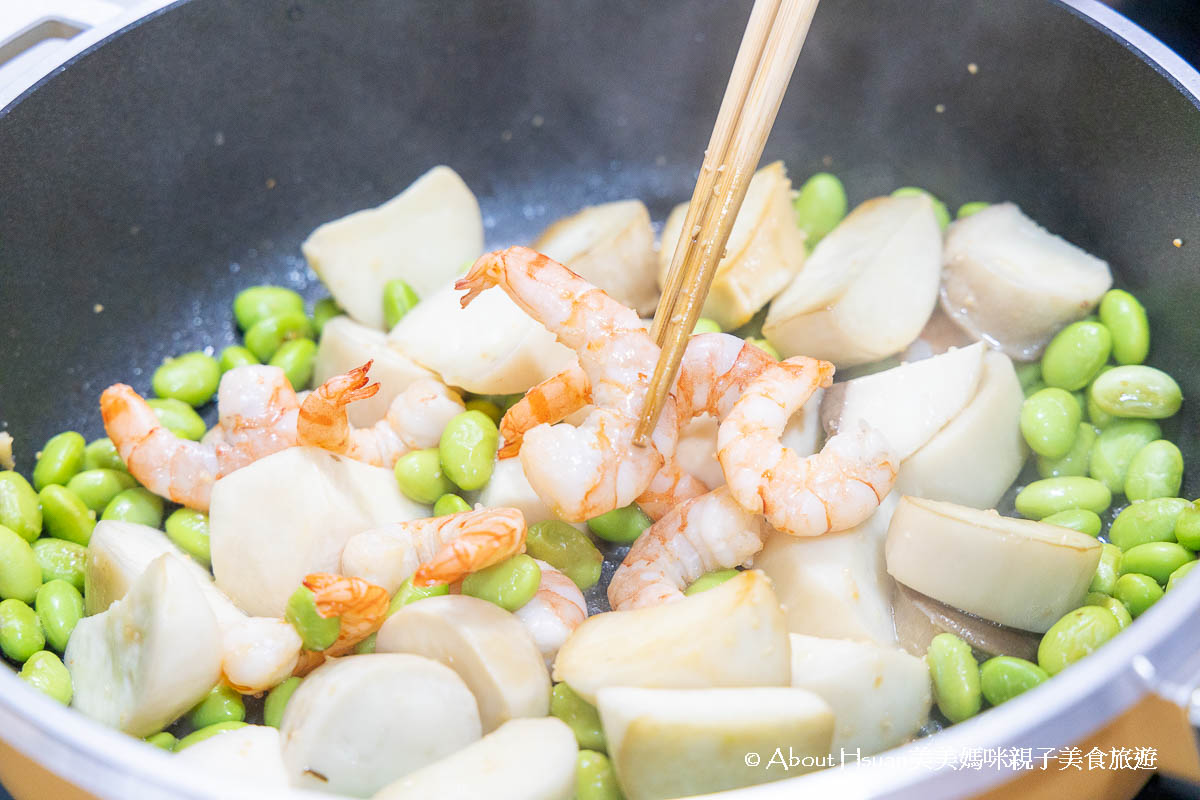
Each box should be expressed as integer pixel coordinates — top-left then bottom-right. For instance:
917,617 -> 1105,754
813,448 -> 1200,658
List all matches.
296,361 -> 380,453
411,507 -> 527,587
301,572 -> 391,660
498,362 -> 590,459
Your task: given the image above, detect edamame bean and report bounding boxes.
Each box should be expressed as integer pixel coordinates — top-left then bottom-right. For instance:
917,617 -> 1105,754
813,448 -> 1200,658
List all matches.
956,201 -> 990,219
1099,289 -> 1150,365
19,651 -> 71,704
439,411 -> 499,491
1037,606 -> 1122,676
264,677 -> 301,728
1174,505 -> 1200,550
1089,366 -> 1182,419
979,656 -> 1048,706
588,504 -> 653,544
145,732 -> 177,751
354,634 -> 376,654
1167,560 -> 1198,592
175,721 -> 247,750
66,469 -> 137,514
1024,380 -> 1048,398
1020,388 -> 1082,459
1042,508 -> 1103,537
1113,573 -> 1163,617
463,399 -> 502,426
684,569 -> 741,595
1119,541 -> 1193,585
35,580 -> 83,652
233,286 -> 305,331
285,586 -> 340,651
576,750 -> 620,800
40,485 -> 96,546
101,487 -> 163,529
1041,322 -> 1112,391
31,539 -> 85,592
746,337 -> 781,360
432,493 -> 471,517
1014,477 -> 1110,519
0,599 -> 44,662
551,683 -> 606,751
1123,440 -> 1183,501
692,318 -> 722,335
0,471 -> 42,542
1108,497 -> 1191,550
311,297 -> 343,336
33,431 -> 85,490
152,352 -> 221,407
1090,543 -> 1122,595
1089,419 -> 1162,494
1084,592 -> 1132,629
525,520 -> 603,590
218,345 -> 259,373
188,683 -> 246,728
148,397 -> 207,441
792,173 -> 848,244
244,311 -> 312,362
1036,423 -> 1097,479
461,554 -> 541,612
892,187 -> 950,230
383,279 -> 420,329
1087,396 -> 1115,428
393,449 -> 456,504
0,525 -> 42,603
269,337 -> 318,390
83,437 -> 126,471
1015,362 -> 1043,394
926,633 -> 981,723
165,508 -> 211,567
388,577 -> 450,615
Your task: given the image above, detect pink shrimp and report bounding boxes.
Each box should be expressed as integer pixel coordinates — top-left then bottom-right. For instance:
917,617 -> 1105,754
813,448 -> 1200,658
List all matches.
514,560 -> 587,663
292,572 -> 391,676
409,508 -> 527,587
498,362 -> 590,459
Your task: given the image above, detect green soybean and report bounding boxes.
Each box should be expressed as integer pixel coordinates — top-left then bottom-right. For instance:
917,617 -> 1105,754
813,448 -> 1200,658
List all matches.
692,318 -> 722,335
1123,441 -> 1183,501
1089,366 -> 1182,419
264,677 -> 302,728
101,488 -> 163,529
175,721 -> 248,751
147,398 -> 207,441
66,469 -> 137,514
1042,509 -> 1103,537
432,493 -> 471,517
1041,322 -> 1112,391
979,657 -> 1048,706
1113,573 -> 1163,618
0,599 -> 44,662
892,186 -> 950,230
35,580 -> 83,652
463,399 -> 502,426
1087,392 -> 1115,428
1015,362 -> 1043,394
1098,289 -> 1150,365
1089,544 -> 1123,595
1167,560 -> 1198,592
354,634 -> 376,655
39,485 -> 96,546
525,520 -> 603,590
1174,505 -> 1200,550
31,539 -> 86,592
1024,380 -> 1048,398
588,504 -> 653,544
0,471 -> 43,542
83,437 -> 126,472
383,279 -> 420,329
956,201 -> 990,219
188,683 -> 246,728
793,173 -> 848,244
389,577 -> 450,615
165,508 -> 211,568
927,633 -> 981,723
218,345 -> 259,373
746,337 -> 781,360
1020,388 -> 1082,459
285,586 -> 340,651
685,569 -> 741,596
311,297 -> 343,336
1037,606 -> 1122,676
1089,419 -> 1162,495
1084,592 -> 1133,629
19,651 -> 72,704
1108,498 -> 1191,550
0,525 -> 42,603
152,352 -> 221,407
244,311 -> 312,362
394,449 -> 456,504
439,411 -> 499,491
269,337 -> 318,390
551,683 -> 606,751
461,554 -> 541,612
233,286 -> 305,331
1036,423 -> 1097,479
144,732 -> 177,751
33,431 -> 86,490
576,750 -> 621,800
1014,477 -> 1110,520
1119,542 -> 1193,585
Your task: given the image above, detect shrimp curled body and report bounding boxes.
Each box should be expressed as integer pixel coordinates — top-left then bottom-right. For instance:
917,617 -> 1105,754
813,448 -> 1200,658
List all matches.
514,560 -> 587,663
291,572 -> 391,676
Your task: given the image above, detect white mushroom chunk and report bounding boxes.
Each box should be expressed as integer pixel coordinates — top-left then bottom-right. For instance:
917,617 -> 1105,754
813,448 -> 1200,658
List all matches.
376,594 -> 550,732
65,555 -> 222,737
175,725 -> 290,791
303,165 -> 484,329
900,306 -> 978,363
281,653 -> 482,798
940,202 -> 1113,360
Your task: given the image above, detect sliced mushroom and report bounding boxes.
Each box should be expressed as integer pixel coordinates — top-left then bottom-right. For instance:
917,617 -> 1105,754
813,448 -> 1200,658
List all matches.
174,725 -> 290,791
891,584 -> 1041,662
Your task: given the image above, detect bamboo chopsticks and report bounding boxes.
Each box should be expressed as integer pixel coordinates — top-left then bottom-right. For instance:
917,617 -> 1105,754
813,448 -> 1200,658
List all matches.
634,0 -> 820,445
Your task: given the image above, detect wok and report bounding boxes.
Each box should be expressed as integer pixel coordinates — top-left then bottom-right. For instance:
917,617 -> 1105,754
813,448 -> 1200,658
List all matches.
0,0 -> 1199,798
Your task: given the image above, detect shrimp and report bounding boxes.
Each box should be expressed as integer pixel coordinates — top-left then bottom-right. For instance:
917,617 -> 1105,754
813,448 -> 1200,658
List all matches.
607,487 -> 768,610
214,365 -> 302,473
513,560 -> 586,664
297,363 -> 465,467
498,362 -> 589,459
221,617 -> 302,694
412,509 -> 527,587
457,247 -> 678,521
717,357 -> 898,537
292,572 -> 391,676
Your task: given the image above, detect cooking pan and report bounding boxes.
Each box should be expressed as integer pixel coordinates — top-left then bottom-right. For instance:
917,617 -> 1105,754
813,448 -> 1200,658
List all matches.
1,0 -> 1199,798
